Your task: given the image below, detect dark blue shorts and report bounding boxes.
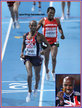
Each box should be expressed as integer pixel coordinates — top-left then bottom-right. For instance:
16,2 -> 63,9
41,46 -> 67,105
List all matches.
24,56 -> 43,66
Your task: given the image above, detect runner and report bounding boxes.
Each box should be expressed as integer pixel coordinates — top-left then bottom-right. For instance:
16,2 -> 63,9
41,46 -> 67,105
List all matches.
56,76 -> 80,106
37,7 -> 65,81
20,20 -> 50,102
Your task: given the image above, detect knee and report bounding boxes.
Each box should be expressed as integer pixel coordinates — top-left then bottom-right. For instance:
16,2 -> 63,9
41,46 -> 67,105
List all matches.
36,74 -> 40,81
13,8 -> 18,14
45,56 -> 49,62
52,56 -> 56,62
28,72 -> 32,79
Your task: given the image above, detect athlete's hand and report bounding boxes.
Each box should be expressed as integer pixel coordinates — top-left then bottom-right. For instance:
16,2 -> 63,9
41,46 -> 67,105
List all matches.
40,50 -> 48,55
40,50 -> 45,55
61,35 -> 65,39
57,91 -> 64,101
20,53 -> 25,59
57,91 -> 64,105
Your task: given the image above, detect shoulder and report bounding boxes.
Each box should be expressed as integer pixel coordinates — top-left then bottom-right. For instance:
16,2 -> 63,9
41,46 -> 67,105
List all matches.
23,33 -> 28,39
55,18 -> 60,24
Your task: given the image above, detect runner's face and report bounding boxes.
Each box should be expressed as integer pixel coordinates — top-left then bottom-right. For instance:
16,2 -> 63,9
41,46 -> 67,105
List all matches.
47,9 -> 55,20
63,79 -> 74,95
29,21 -> 37,32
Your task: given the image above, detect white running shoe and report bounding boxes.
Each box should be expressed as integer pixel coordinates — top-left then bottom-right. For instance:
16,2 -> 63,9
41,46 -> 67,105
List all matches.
33,89 -> 38,97
16,21 -> 20,29
26,92 -> 31,102
12,22 -> 16,29
46,73 -> 50,80
61,15 -> 65,20
32,6 -> 35,11
52,73 -> 55,81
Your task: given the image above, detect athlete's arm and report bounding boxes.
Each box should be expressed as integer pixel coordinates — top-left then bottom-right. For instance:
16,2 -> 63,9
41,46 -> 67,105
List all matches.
40,34 -> 51,55
37,18 -> 44,31
56,18 -> 65,39
20,34 -> 26,58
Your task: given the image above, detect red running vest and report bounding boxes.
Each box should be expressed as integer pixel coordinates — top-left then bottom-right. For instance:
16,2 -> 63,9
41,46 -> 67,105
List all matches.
42,17 -> 58,44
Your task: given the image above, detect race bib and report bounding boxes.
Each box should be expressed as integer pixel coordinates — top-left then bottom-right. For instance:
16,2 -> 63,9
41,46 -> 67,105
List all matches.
45,27 -> 56,37
25,44 -> 37,56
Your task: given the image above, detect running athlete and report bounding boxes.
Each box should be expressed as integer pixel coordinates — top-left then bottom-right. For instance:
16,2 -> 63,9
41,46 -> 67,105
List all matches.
56,76 -> 80,106
20,20 -> 50,102
7,1 -> 20,28
37,7 -> 65,80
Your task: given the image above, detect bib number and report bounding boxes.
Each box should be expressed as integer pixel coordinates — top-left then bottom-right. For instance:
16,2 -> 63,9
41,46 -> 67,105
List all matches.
45,27 -> 56,37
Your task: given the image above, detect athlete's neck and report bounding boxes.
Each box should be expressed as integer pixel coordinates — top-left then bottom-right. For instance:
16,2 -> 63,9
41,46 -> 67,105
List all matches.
47,17 -> 54,21
30,31 -> 36,36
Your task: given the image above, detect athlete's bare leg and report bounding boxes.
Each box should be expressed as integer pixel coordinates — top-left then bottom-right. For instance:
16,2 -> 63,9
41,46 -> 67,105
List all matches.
44,50 -> 50,80
9,6 -> 15,22
13,2 -> 20,28
61,2 -> 65,20
32,1 -> 36,11
38,2 -> 41,13
44,50 -> 50,74
38,1 -> 41,8
34,65 -> 41,89
67,1 -> 71,18
51,45 -> 58,73
25,61 -> 32,93
13,2 -> 20,21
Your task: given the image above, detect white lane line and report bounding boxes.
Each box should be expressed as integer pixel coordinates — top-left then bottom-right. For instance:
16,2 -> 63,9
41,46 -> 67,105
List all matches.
39,61 -> 45,106
39,2 -> 54,106
2,18 -> 12,61
2,80 -> 54,82
2,81 -> 27,83
2,89 -> 55,93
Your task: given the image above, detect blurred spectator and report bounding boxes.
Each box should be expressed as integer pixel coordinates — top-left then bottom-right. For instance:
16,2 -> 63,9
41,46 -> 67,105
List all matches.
7,1 -> 20,28
32,1 -> 41,13
61,1 -> 71,20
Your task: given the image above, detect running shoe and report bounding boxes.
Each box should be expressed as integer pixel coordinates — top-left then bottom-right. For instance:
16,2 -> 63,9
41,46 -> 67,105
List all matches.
51,72 -> 55,81
16,21 -> 20,29
61,15 -> 65,20
26,92 -> 31,102
32,6 -> 35,11
12,21 -> 16,29
46,73 -> 50,80
33,89 -> 38,97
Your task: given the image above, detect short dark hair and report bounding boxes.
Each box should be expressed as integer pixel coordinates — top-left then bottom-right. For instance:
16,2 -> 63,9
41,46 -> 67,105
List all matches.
47,7 -> 55,13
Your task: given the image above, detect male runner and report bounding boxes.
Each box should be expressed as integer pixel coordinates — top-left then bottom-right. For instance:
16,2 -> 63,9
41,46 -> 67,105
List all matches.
37,7 -> 65,80
56,76 -> 80,106
20,20 -> 50,102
